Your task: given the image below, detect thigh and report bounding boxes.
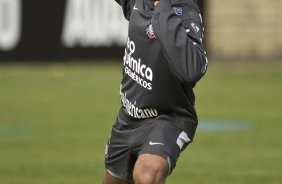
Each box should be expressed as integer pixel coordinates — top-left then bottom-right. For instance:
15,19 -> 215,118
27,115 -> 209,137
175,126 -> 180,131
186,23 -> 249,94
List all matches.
139,120 -> 192,174
104,120 -> 155,181
104,125 -> 136,181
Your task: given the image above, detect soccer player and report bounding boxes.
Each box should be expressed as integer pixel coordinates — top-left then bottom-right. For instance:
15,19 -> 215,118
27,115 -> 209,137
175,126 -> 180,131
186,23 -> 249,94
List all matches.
103,0 -> 208,183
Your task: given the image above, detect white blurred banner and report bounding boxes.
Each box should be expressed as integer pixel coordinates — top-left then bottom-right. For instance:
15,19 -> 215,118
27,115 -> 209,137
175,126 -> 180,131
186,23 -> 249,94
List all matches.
0,0 -> 128,57
0,0 -> 21,51
62,0 -> 128,47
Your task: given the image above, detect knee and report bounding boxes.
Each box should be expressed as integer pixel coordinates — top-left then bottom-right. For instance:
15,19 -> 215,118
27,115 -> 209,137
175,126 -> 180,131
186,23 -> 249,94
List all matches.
133,154 -> 168,184
133,166 -> 159,184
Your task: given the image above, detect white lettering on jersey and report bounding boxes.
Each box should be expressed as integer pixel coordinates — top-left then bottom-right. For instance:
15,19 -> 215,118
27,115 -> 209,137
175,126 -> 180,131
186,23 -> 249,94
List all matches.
120,87 -> 158,119
123,37 -> 153,90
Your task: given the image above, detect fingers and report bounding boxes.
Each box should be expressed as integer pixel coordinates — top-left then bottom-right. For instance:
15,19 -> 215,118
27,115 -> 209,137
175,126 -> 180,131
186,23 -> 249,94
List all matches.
154,1 -> 159,6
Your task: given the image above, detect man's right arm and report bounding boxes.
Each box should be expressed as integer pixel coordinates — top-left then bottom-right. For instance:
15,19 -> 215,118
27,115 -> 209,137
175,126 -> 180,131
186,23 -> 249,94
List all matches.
114,0 -> 135,20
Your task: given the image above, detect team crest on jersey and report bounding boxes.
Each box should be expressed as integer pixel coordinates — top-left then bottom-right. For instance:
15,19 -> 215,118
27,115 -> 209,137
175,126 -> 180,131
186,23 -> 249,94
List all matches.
146,24 -> 156,39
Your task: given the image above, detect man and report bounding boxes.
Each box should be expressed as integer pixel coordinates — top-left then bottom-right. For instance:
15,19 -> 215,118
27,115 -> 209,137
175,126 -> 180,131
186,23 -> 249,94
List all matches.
103,0 -> 208,183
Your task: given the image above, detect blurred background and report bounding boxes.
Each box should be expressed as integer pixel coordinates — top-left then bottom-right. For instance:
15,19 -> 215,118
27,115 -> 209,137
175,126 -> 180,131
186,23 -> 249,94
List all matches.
0,0 -> 281,183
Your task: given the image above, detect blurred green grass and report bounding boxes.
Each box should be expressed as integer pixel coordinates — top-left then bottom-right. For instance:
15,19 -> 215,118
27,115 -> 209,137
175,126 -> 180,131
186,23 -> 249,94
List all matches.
0,61 -> 281,184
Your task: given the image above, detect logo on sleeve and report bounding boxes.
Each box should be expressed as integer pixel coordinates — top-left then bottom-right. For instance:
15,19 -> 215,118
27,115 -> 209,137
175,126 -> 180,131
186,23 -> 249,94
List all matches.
174,7 -> 183,15
191,23 -> 200,33
133,5 -> 139,11
146,24 -> 156,39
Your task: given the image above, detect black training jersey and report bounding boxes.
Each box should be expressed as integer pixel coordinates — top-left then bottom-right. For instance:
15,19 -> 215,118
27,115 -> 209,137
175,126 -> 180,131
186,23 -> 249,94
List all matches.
115,0 -> 208,139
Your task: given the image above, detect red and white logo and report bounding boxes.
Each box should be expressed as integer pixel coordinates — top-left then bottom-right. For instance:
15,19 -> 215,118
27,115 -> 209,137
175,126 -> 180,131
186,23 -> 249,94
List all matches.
146,24 -> 156,39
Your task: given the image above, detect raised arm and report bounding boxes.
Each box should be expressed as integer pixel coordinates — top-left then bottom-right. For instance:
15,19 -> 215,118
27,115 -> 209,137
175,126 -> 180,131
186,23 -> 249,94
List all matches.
115,0 -> 136,20
152,0 -> 208,85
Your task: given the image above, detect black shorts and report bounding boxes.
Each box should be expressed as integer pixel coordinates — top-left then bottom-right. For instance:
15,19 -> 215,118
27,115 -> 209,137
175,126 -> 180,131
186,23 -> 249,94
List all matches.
104,113 -> 196,181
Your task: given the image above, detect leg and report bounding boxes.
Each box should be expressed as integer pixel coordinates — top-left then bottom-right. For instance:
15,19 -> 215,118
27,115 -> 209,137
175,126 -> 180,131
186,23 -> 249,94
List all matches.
133,154 -> 169,184
103,170 -> 130,184
104,119 -> 138,183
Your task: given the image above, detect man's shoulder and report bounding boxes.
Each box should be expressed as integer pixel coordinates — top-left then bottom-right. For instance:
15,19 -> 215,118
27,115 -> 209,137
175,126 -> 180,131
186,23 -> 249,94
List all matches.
115,0 -> 137,21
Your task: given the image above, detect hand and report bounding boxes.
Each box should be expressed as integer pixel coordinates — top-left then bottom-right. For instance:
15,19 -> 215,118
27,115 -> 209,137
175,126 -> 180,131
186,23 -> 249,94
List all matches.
154,1 -> 159,6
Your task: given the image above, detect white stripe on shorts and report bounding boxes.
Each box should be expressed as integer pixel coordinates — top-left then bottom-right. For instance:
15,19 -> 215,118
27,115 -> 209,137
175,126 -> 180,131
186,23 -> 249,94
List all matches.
107,169 -> 123,180
176,131 -> 191,150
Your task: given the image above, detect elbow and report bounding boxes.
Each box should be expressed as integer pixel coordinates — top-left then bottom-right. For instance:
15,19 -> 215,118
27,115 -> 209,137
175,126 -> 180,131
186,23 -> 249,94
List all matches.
187,54 -> 208,84
188,70 -> 206,84
183,40 -> 208,84
167,42 -> 208,85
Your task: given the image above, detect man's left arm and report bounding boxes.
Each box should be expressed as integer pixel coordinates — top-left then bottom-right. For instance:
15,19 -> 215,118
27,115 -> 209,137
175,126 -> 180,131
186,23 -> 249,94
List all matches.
152,0 -> 208,85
